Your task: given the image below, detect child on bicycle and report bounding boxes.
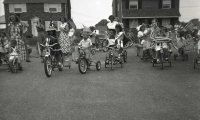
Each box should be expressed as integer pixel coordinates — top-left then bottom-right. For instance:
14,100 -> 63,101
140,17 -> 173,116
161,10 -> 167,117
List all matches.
78,28 -> 92,60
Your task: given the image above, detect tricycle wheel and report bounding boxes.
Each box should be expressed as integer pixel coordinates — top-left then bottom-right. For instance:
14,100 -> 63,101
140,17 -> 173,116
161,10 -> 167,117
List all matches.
96,61 -> 101,71
58,56 -> 64,71
110,57 -> 114,70
161,54 -> 164,70
123,50 -> 127,63
10,59 -> 18,73
78,58 -> 88,74
174,54 -> 177,61
120,58 -> 123,68
105,59 -> 108,68
44,57 -> 52,77
169,61 -> 172,67
91,49 -> 96,55
152,59 -> 155,67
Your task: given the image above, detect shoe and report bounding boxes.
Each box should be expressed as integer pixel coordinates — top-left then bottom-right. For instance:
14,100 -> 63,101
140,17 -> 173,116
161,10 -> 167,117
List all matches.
157,59 -> 160,63
26,60 -> 31,62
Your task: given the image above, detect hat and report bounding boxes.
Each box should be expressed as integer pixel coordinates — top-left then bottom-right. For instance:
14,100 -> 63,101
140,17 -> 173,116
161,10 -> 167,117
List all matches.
82,27 -> 92,36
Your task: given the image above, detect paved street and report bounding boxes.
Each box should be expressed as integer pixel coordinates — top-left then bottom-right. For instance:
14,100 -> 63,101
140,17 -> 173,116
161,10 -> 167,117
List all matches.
0,47 -> 200,120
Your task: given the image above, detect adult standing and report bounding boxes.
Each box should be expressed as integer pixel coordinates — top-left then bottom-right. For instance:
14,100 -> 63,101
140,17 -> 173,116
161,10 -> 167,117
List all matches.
59,17 -> 70,54
7,14 -> 26,70
21,20 -> 31,62
16,14 -> 31,62
36,19 -> 45,57
107,15 -> 118,39
58,17 -> 71,66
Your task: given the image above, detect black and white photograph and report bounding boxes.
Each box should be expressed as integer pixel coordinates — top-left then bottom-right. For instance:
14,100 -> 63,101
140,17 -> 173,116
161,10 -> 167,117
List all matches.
0,0 -> 200,120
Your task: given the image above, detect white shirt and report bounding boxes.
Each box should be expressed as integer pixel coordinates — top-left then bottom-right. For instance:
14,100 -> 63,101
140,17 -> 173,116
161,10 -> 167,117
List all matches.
107,21 -> 118,29
108,39 -> 116,46
138,31 -> 144,38
115,32 -> 124,48
78,38 -> 92,48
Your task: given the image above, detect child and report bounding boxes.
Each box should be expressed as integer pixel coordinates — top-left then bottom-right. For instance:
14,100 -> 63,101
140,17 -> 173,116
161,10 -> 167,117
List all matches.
115,24 -> 124,58
176,32 -> 186,56
107,33 -> 116,47
0,32 -> 9,65
0,32 -> 9,53
78,28 -> 92,60
141,35 -> 151,59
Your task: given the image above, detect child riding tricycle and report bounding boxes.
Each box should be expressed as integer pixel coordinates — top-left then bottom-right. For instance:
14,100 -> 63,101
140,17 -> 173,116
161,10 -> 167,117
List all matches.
105,24 -> 127,70
76,28 -> 101,74
151,38 -> 173,69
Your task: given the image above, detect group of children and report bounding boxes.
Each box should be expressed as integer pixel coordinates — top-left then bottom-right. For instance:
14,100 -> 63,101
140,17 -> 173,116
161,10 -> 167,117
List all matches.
76,15 -> 125,61
106,15 -> 125,58
136,19 -> 191,62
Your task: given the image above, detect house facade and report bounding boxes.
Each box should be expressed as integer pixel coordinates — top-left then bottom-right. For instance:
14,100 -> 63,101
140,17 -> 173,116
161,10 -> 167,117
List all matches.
112,0 -> 181,28
4,0 -> 71,36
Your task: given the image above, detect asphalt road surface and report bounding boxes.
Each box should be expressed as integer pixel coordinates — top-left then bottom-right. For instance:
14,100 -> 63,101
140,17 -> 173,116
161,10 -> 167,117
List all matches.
0,47 -> 200,120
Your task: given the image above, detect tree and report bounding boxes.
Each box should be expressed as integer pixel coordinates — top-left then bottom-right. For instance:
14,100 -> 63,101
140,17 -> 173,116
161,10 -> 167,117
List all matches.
95,19 -> 108,27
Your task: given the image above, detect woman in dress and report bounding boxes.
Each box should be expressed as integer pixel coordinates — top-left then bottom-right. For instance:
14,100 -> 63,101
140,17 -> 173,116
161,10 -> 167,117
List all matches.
7,14 -> 26,70
58,17 -> 71,65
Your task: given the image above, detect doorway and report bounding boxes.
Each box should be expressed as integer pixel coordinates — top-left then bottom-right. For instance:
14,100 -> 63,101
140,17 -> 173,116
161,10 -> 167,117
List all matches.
31,17 -> 39,37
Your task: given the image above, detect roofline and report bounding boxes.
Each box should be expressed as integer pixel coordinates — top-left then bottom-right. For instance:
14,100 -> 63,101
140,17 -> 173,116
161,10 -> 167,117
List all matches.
122,16 -> 180,19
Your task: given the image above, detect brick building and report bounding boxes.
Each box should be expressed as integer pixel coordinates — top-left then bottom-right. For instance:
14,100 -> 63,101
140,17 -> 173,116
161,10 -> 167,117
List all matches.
4,0 -> 71,36
112,0 -> 181,28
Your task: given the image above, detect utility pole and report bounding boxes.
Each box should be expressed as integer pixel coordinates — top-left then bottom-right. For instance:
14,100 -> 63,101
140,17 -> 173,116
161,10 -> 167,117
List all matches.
65,0 -> 67,18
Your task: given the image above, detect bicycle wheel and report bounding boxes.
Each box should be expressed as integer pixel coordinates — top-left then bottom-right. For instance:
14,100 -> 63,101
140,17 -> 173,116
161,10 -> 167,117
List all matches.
44,57 -> 52,77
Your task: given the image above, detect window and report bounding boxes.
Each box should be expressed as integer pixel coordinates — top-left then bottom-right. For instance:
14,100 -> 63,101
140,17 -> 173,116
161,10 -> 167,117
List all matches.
162,0 -> 171,9
49,8 -> 57,12
142,0 -> 159,9
44,4 -> 62,13
129,0 -> 138,9
14,8 -> 22,13
9,4 -> 27,13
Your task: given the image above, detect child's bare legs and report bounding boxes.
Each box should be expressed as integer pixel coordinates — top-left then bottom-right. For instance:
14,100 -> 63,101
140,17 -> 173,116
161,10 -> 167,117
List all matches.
156,50 -> 160,62
85,49 -> 92,61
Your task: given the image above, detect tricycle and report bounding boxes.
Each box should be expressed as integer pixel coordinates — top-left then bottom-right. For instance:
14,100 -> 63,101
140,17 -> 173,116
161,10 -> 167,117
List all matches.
152,39 -> 172,69
76,47 -> 101,74
104,46 -> 124,70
